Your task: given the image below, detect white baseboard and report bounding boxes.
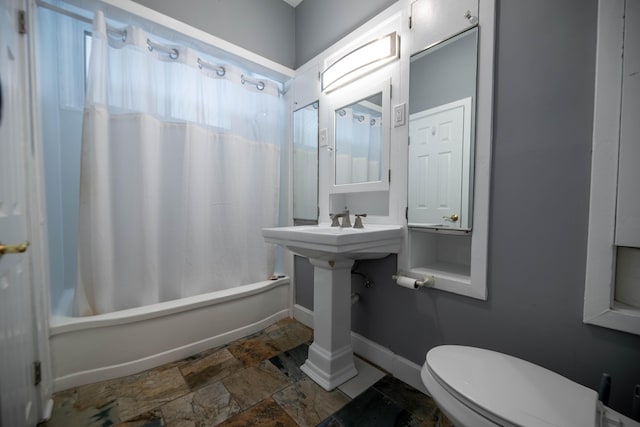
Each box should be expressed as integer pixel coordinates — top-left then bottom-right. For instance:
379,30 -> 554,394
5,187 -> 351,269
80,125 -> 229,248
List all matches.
292,304 -> 428,395
41,399 -> 54,423
293,304 -> 314,328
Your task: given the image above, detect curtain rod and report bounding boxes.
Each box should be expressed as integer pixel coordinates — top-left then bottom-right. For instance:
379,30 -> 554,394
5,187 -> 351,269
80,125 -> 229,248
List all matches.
36,0 -> 125,38
35,0 -> 287,95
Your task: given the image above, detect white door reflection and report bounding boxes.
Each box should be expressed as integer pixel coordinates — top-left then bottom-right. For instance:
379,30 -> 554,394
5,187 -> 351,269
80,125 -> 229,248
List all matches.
409,98 -> 471,228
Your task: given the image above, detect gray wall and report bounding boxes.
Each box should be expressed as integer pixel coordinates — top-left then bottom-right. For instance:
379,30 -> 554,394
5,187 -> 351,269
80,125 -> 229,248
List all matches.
294,0 -> 397,67
295,0 -> 640,417
130,0 -> 396,68
131,0 -> 296,68
409,29 -> 477,114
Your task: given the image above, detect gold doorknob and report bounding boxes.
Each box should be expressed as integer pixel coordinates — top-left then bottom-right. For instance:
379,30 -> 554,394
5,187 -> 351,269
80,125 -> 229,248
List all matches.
0,240 -> 29,256
442,214 -> 459,223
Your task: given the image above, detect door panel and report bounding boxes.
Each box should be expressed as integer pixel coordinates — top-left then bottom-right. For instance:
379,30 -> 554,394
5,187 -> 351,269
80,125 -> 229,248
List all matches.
0,1 -> 39,425
409,98 -> 470,228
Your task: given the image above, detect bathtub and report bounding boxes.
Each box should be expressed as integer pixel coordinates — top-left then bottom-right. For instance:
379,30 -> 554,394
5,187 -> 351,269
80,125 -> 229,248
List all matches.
49,277 -> 290,392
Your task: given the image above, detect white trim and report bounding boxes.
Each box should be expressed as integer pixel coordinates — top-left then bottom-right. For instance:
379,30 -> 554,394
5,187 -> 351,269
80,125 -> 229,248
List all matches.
293,302 -> 314,327
351,332 -> 428,394
42,399 -> 54,422
392,354 -> 429,395
583,0 -> 640,335
467,0 -> 495,301
293,304 -> 429,394
25,0 -> 55,420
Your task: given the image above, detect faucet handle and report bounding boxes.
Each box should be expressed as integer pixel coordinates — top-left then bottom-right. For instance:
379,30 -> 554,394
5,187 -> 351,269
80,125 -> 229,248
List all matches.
330,214 -> 340,227
353,213 -> 367,228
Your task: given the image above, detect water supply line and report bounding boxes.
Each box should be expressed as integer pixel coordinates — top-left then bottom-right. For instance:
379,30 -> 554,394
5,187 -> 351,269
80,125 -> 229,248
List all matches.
351,293 -> 360,305
351,262 -> 374,288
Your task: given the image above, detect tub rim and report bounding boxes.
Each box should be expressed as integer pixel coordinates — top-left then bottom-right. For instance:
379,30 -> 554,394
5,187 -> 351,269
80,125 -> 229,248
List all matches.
50,276 -> 289,335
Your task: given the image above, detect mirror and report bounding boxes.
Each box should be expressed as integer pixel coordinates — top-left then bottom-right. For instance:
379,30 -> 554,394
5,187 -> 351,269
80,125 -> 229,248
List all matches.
335,93 -> 383,185
330,79 -> 390,193
293,101 -> 319,222
408,28 -> 478,230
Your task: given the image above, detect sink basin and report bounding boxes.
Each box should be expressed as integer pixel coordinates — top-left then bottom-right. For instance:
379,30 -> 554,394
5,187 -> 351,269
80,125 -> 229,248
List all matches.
262,224 -> 404,260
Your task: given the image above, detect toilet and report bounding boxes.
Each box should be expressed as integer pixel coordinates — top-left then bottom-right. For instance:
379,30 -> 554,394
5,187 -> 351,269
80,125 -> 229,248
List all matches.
421,345 -> 640,427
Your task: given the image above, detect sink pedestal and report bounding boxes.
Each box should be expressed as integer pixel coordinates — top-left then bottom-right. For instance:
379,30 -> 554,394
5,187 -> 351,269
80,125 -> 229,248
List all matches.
300,258 -> 358,391
262,224 -> 403,391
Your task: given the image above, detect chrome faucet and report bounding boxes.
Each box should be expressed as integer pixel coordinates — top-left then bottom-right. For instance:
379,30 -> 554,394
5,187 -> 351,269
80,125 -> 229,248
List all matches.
330,207 -> 351,228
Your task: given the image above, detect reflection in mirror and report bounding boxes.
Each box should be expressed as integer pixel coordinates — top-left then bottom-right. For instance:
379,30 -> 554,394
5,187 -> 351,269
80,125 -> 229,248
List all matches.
408,28 -> 478,230
293,101 -> 319,222
335,93 -> 383,185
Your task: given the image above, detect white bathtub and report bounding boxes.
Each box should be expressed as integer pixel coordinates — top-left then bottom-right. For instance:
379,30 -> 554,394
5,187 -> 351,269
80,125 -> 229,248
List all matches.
49,277 -> 290,391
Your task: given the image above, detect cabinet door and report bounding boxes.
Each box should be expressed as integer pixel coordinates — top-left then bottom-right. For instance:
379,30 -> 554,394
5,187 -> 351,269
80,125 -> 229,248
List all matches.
615,0 -> 640,246
410,0 -> 478,55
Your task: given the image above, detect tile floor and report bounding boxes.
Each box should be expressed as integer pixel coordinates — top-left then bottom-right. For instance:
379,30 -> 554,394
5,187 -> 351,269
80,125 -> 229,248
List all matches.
42,318 -> 452,426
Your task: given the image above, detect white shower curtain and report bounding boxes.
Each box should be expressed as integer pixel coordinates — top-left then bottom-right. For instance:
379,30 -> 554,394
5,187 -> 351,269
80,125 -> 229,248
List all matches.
75,12 -> 284,316
335,109 -> 382,185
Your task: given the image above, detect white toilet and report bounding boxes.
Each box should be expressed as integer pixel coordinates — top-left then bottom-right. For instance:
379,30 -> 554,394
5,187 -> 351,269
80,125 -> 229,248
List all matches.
421,345 -> 640,427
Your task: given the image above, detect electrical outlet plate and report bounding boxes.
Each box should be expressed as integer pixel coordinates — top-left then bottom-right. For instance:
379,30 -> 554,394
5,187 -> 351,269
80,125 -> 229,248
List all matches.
393,103 -> 406,127
319,128 -> 328,147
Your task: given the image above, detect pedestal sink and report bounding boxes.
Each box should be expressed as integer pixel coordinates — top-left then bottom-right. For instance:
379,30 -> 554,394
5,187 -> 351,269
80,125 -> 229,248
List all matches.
262,224 -> 403,390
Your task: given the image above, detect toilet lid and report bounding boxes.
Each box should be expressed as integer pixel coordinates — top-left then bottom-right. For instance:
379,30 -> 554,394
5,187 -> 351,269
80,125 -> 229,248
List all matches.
426,346 -> 598,427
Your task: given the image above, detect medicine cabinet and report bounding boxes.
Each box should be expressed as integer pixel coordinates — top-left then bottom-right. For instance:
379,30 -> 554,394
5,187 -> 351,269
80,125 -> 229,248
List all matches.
403,0 -> 494,300
329,78 -> 391,194
584,0 -> 640,336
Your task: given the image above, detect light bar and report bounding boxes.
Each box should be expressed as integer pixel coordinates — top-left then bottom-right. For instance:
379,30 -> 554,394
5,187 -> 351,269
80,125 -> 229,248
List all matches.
321,32 -> 399,93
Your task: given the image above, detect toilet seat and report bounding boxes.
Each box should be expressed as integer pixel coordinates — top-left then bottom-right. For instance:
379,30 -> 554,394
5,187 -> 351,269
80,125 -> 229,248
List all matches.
424,346 -> 599,427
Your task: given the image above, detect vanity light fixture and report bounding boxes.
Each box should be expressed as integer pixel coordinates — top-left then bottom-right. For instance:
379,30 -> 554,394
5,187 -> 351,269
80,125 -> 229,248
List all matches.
321,32 -> 399,93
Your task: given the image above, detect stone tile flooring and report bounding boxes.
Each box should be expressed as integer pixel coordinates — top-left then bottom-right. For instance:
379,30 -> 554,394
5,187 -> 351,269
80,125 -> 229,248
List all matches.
42,318 -> 452,426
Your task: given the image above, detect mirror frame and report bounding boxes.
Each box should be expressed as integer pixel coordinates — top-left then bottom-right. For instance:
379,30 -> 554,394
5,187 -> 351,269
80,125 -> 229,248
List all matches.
328,78 -> 391,194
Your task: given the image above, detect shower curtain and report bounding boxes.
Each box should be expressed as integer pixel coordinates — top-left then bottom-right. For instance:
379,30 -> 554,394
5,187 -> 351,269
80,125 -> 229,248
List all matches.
75,12 -> 284,316
335,109 -> 382,185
